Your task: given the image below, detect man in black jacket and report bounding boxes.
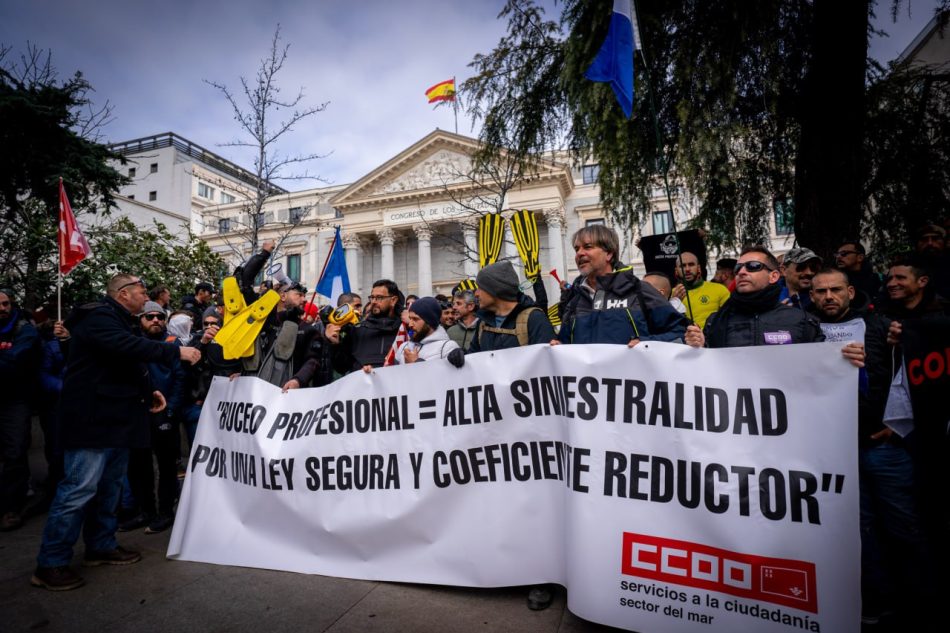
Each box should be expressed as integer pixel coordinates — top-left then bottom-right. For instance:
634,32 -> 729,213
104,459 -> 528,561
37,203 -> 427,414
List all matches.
467,261 -> 554,354
32,274 -> 200,591
330,279 -> 402,373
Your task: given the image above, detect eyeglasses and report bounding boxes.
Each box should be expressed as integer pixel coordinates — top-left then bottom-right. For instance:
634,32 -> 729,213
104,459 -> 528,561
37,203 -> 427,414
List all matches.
117,279 -> 146,292
142,313 -> 166,321
733,261 -> 774,274
833,250 -> 858,257
368,295 -> 393,302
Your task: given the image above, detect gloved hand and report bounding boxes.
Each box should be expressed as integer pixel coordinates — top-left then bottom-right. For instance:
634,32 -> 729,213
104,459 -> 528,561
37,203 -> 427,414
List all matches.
447,348 -> 465,369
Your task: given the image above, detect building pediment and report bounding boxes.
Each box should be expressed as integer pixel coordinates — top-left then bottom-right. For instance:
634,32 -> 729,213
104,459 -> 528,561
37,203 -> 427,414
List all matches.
330,129 -> 574,211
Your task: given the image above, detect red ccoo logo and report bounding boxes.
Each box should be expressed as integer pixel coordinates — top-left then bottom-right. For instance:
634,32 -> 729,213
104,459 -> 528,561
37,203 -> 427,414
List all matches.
621,532 -> 817,613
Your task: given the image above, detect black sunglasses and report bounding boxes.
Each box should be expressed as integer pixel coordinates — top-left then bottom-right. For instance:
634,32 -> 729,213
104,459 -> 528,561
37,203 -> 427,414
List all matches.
117,279 -> 146,292
142,313 -> 166,321
734,261 -> 774,274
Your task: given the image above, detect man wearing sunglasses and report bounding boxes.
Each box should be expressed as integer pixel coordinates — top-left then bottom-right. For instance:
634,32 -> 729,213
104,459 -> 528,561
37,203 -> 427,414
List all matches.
685,247 -> 826,349
121,302 -> 186,536
779,247 -> 823,310
33,275 -> 201,591
834,240 -> 882,303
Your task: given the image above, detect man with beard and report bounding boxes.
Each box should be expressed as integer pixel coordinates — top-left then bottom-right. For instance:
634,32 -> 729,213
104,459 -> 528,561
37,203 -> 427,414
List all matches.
447,289 -> 479,350
913,223 -> 949,298
779,247 -> 822,310
469,261 -> 555,354
121,301 -> 185,535
834,240 -> 883,303
330,279 -> 403,374
671,251 -> 730,328
387,297 -> 461,365
808,268 -> 932,626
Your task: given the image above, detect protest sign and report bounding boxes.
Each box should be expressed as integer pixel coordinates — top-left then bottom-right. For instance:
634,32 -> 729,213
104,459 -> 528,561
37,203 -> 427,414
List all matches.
169,342 -> 859,633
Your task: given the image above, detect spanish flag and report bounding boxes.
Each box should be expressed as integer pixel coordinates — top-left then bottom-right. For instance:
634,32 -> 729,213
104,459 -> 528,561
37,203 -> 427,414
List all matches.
425,78 -> 456,103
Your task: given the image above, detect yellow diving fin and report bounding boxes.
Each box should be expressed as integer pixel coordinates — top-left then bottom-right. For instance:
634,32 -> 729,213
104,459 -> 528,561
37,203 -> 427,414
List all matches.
221,277 -> 246,326
213,290 -> 280,360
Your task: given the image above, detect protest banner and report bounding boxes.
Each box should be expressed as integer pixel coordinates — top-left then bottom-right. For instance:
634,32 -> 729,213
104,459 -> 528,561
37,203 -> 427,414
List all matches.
638,229 -> 707,279
168,341 -> 859,633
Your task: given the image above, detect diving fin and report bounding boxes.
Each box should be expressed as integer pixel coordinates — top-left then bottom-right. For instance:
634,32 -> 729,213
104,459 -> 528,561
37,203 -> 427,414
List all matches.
221,276 -> 246,326
214,290 -> 280,360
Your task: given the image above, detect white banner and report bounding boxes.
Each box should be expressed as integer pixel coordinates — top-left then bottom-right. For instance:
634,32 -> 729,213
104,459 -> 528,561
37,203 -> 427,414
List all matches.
168,342 -> 859,633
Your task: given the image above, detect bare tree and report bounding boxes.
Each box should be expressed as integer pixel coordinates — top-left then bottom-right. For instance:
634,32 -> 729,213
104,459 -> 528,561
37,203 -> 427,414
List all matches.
203,25 -> 329,257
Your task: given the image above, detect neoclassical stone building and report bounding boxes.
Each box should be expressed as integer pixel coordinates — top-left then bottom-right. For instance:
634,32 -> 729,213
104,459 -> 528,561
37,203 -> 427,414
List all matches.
198,129 -> 792,303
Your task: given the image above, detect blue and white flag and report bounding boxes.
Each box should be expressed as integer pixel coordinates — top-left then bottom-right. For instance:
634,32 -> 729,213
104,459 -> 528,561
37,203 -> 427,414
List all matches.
316,226 -> 351,306
584,0 -> 641,118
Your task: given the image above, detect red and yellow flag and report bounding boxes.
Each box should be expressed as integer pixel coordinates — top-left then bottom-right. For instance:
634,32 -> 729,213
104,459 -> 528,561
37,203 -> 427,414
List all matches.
425,78 -> 456,103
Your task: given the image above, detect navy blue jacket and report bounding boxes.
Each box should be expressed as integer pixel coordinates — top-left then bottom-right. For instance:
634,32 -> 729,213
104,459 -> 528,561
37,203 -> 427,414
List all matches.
558,265 -> 688,344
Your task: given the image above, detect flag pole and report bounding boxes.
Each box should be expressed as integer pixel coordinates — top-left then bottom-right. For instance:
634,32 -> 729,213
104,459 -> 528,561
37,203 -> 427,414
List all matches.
630,0 -> 696,324
307,225 -> 339,311
57,177 -> 64,322
453,76 -> 458,134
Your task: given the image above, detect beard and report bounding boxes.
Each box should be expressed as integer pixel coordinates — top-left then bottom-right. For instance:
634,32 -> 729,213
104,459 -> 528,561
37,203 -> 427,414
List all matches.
411,322 -> 432,343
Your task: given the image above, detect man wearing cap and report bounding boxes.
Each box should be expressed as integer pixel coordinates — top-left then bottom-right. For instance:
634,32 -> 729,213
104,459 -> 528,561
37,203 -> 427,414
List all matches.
779,247 -> 822,310
32,274 -> 201,591
468,261 -> 555,354
556,225 -> 687,346
447,289 -> 480,350
671,251 -> 731,328
122,301 -> 186,535
388,297 -> 462,365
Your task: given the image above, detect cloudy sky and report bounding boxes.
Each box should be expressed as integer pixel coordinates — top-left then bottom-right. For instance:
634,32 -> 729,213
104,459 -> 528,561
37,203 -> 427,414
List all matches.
0,0 -> 939,187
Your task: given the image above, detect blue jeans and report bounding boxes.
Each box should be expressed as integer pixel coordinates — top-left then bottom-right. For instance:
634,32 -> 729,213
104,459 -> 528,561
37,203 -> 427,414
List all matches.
859,441 -> 935,612
36,448 -> 129,568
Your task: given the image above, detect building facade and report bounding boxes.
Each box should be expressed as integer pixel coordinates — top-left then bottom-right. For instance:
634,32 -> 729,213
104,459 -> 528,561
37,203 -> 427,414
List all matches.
198,130 -> 794,304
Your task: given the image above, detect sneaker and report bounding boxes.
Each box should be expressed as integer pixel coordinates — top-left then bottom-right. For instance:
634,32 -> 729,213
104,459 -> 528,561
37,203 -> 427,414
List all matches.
144,515 -> 174,534
31,566 -> 85,591
0,511 -> 23,531
83,546 -> 142,567
118,513 -> 152,532
527,585 -> 553,611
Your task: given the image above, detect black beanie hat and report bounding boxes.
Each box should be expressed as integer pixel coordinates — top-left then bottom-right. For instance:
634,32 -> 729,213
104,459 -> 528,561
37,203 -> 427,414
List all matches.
476,261 -> 519,301
409,296 -> 442,330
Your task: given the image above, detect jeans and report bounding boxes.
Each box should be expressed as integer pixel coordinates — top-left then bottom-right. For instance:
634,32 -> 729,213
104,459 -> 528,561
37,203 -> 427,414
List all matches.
859,441 -> 936,616
36,448 -> 129,567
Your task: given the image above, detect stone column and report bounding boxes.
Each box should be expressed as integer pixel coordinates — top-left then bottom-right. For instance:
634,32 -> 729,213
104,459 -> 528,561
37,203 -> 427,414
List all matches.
413,225 -> 433,297
543,208 -> 567,293
460,219 -> 479,278
377,227 -> 395,281
342,232 -> 362,296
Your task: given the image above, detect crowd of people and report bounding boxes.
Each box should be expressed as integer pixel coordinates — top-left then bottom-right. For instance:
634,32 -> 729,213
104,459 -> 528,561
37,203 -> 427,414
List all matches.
1,220 -> 948,629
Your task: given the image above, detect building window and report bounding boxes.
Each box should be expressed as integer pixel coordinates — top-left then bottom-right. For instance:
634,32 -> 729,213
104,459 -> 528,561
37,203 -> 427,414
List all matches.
220,192 -> 236,204
218,218 -> 230,234
289,207 -> 304,224
286,254 -> 301,282
581,164 -> 600,185
128,195 -> 135,200
773,199 -> 794,236
585,218 -> 605,226
149,163 -> 158,174
148,191 -> 157,202
254,213 -> 265,228
128,167 -> 136,178
198,182 -> 215,199
652,210 -> 673,235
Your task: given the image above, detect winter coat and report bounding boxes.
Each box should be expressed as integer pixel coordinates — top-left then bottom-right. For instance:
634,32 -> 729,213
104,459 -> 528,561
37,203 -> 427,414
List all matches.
468,294 -> 554,353
0,311 -> 40,402
703,295 -> 825,348
558,265 -> 688,345
334,314 -> 401,372
394,326 -> 459,364
59,296 -> 179,449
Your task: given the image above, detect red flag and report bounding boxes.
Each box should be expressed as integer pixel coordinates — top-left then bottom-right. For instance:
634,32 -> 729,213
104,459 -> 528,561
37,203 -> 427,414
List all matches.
58,179 -> 92,275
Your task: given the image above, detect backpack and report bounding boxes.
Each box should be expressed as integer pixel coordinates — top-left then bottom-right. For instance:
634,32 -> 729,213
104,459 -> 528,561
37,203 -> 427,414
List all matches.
478,307 -> 540,347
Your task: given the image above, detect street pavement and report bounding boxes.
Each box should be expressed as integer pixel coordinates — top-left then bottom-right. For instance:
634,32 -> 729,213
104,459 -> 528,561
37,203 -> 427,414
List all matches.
0,427 -> 625,633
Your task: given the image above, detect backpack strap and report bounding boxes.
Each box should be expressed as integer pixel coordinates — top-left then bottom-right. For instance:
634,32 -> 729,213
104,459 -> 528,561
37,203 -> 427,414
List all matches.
479,307 -> 540,347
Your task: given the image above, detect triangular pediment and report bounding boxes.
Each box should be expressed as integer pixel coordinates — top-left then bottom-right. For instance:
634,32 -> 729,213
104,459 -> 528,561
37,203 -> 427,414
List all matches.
330,129 -> 573,210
